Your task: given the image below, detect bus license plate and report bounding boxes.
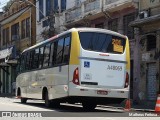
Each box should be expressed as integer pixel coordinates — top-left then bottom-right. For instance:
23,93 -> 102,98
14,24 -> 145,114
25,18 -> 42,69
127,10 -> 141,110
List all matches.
97,90 -> 108,95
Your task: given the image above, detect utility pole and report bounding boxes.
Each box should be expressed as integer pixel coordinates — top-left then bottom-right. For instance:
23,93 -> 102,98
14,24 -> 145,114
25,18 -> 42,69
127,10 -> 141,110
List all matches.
49,0 -> 55,37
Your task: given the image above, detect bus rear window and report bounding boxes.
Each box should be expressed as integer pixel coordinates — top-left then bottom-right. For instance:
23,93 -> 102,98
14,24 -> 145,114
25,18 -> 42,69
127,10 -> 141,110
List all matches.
79,32 -> 126,54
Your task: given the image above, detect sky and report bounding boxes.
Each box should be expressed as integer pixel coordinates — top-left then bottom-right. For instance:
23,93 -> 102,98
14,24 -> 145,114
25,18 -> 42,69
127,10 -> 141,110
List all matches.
0,0 -> 10,12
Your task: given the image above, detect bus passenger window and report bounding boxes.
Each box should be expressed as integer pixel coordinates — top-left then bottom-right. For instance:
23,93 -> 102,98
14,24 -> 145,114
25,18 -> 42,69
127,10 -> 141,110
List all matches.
63,36 -> 70,63
20,54 -> 25,72
49,43 -> 54,66
32,48 -> 39,69
25,52 -> 30,70
43,44 -> 51,67
52,42 -> 58,66
29,51 -> 34,70
39,47 -> 44,68
56,38 -> 64,64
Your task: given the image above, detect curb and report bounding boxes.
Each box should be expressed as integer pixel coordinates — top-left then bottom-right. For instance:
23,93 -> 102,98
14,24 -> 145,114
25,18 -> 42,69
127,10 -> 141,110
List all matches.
99,105 -> 155,112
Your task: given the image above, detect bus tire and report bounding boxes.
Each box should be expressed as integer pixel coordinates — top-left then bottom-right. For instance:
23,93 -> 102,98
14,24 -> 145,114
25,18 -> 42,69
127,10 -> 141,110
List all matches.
51,100 -> 60,108
45,91 -> 52,108
21,98 -> 27,104
82,102 -> 97,111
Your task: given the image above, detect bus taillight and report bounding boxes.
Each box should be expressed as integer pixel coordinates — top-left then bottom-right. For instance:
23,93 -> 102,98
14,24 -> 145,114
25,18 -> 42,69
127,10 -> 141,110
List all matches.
72,68 -> 80,85
124,72 -> 129,88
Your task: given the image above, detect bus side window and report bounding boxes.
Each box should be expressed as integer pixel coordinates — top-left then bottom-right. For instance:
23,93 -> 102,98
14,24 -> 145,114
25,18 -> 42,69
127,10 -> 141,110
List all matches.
56,38 -> 65,64
32,48 -> 39,69
29,51 -> 34,70
52,41 -> 58,66
43,44 -> 51,67
49,43 -> 54,66
25,52 -> 30,70
20,54 -> 25,72
39,47 -> 44,68
63,36 -> 70,63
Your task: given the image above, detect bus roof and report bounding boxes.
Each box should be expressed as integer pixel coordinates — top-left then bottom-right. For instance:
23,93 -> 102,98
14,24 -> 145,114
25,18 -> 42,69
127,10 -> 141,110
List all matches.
22,28 -> 127,54
74,28 -> 126,38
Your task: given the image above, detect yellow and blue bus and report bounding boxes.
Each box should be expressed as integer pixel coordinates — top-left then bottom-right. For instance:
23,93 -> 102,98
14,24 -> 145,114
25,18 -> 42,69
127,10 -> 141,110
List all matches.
16,28 -> 130,110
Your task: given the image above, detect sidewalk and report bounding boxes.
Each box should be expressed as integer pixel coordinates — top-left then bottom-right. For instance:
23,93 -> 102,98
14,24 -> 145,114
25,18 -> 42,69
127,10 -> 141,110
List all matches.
0,93 -> 15,98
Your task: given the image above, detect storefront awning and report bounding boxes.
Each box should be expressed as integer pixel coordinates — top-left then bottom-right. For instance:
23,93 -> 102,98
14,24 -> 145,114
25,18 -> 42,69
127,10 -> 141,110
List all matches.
0,46 -> 17,64
0,47 -> 13,62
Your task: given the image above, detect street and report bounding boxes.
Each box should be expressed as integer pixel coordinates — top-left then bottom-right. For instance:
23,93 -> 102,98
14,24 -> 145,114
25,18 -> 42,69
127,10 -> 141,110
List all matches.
0,97 -> 159,120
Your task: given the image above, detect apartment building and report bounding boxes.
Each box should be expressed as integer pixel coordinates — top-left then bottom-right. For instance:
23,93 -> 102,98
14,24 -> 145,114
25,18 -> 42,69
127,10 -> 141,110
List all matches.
130,0 -> 160,104
36,0 -> 67,43
0,0 -> 36,94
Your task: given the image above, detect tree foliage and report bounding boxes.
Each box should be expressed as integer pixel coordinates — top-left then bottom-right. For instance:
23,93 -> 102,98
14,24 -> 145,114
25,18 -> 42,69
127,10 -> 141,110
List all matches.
2,0 -> 15,12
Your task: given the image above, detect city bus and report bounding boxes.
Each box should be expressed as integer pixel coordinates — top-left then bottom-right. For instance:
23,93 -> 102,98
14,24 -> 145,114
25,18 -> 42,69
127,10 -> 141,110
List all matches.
16,28 -> 130,110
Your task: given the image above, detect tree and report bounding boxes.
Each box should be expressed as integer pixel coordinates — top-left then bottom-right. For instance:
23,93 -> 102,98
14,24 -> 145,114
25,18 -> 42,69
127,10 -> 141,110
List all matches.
2,0 -> 15,12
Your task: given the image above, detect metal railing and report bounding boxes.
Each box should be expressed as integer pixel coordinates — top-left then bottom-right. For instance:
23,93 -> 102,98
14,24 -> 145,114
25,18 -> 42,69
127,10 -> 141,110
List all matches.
84,0 -> 100,13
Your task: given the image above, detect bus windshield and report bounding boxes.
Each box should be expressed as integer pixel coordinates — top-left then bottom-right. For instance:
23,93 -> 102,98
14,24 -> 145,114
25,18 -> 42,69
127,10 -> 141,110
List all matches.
79,32 -> 126,54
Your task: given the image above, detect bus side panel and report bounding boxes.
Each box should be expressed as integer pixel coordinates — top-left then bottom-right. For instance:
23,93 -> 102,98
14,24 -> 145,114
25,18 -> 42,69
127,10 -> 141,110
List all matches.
16,73 -> 29,98
48,66 -> 69,100
25,66 -> 69,100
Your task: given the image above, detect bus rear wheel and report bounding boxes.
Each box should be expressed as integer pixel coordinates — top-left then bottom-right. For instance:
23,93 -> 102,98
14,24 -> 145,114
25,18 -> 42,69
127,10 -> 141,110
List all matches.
21,98 -> 27,104
45,91 -> 52,107
51,100 -> 60,108
82,102 -> 97,111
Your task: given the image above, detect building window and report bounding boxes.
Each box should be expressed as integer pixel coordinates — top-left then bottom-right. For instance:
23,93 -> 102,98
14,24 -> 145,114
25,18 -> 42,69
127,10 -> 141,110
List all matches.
61,0 -> 66,12
39,0 -> 44,20
42,19 -> 49,27
11,23 -> 19,41
21,19 -> 26,39
46,0 -> 51,16
2,27 -> 10,46
95,23 -> 104,29
123,13 -> 135,39
26,17 -> 30,37
2,29 -> 6,45
147,35 -> 156,51
54,0 -> 59,12
6,28 -> 9,45
108,18 -> 118,32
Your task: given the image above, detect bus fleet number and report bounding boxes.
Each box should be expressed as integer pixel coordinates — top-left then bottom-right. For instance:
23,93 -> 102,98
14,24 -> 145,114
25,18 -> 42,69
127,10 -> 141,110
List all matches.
107,65 -> 122,71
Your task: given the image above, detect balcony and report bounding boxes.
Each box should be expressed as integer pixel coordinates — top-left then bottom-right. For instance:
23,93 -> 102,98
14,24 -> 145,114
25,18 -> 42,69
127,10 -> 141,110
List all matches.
65,0 -> 102,24
65,7 -> 82,23
84,0 -> 101,14
104,0 -> 133,12
65,0 -> 135,25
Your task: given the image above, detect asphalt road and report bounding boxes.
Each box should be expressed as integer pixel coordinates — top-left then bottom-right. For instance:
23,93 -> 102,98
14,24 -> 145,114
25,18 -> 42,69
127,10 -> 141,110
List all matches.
0,97 -> 159,120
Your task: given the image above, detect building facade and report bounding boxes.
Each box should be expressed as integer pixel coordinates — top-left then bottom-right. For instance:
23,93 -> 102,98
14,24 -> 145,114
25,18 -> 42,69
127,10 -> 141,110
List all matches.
64,0 -> 138,100
130,0 -> 160,104
36,0 -> 67,43
0,0 -> 36,95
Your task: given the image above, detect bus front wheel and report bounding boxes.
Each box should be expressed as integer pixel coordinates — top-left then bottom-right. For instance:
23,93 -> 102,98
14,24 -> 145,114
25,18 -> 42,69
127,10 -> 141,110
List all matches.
82,102 -> 97,111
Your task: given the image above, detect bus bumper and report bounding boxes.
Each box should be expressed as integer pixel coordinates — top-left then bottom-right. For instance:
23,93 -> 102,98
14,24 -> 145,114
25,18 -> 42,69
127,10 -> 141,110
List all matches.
69,86 -> 129,99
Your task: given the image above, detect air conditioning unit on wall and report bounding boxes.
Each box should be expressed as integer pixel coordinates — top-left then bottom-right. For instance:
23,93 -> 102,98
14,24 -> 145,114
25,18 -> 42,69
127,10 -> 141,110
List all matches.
139,10 -> 149,19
